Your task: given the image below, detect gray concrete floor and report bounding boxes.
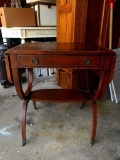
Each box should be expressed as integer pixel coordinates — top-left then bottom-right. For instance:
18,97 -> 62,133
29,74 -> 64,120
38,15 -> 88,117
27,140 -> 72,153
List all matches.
0,76 -> 120,160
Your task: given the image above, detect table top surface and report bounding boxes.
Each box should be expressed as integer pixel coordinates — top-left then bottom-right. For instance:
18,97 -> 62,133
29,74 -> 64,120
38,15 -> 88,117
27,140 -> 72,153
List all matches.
5,42 -> 116,55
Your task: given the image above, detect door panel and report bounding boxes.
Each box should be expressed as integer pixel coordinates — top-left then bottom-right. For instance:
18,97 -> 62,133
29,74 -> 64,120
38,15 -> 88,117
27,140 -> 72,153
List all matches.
57,0 -> 88,43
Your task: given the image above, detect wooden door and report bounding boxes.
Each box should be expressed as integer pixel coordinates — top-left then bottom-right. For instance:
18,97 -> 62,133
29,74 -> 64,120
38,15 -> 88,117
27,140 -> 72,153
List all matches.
56,0 -> 88,89
57,0 -> 88,43
57,0 -> 112,47
56,0 -> 120,89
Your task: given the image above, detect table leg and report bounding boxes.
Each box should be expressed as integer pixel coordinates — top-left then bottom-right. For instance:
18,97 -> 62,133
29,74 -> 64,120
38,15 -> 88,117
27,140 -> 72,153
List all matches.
90,101 -> 97,146
3,38 -> 7,43
21,99 -> 29,146
25,68 -> 33,96
21,38 -> 26,44
33,100 -> 37,110
21,69 -> 37,145
48,68 -> 56,76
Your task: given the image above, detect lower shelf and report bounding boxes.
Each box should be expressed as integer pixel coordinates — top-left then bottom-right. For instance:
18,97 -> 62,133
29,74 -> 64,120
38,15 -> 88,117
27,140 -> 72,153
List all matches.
29,89 -> 91,102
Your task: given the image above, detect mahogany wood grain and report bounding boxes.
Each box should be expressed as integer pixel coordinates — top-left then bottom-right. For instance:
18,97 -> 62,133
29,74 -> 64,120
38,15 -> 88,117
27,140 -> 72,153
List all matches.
30,89 -> 91,102
5,42 -> 116,146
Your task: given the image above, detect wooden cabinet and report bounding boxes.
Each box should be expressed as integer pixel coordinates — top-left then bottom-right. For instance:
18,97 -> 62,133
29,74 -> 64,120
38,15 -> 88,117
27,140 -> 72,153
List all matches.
57,0 -> 111,47
56,0 -> 88,89
56,0 -> 119,89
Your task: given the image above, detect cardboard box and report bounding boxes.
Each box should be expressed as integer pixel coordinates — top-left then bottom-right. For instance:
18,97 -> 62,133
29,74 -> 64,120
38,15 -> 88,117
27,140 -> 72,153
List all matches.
0,7 -> 36,27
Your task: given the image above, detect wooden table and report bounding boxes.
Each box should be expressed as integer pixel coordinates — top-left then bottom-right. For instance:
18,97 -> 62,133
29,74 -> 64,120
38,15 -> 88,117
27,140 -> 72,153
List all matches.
1,27 -> 56,44
5,42 -> 116,146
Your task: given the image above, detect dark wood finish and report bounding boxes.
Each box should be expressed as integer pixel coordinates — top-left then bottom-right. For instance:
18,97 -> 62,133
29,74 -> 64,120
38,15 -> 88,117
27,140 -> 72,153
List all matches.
85,0 -> 110,47
5,42 -> 116,146
113,0 -> 120,48
0,0 -> 11,7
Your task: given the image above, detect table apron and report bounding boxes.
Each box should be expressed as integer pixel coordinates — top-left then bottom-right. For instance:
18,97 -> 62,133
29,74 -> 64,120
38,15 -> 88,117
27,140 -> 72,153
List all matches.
17,55 -> 103,68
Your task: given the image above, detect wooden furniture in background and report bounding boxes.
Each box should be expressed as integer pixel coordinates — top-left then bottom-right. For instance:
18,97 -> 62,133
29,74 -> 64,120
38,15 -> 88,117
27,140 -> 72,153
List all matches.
57,0 -> 88,43
57,0 -> 88,89
5,42 -> 116,146
1,26 -> 56,44
56,0 -> 120,89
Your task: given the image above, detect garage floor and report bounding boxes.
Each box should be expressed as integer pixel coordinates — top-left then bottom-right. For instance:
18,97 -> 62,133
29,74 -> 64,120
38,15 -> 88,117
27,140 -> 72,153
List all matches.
0,76 -> 120,160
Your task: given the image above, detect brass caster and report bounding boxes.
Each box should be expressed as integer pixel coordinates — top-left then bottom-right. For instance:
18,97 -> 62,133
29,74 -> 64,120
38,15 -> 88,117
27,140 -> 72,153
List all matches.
90,141 -> 94,146
80,101 -> 85,109
22,141 -> 26,146
80,105 -> 84,109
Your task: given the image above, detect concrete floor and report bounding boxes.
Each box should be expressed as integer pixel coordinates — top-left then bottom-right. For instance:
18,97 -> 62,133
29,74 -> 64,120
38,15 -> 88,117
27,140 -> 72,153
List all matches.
0,76 -> 120,160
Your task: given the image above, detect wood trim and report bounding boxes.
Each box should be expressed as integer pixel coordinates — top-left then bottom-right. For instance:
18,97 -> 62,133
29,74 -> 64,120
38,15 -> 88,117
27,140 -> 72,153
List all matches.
59,2 -> 72,14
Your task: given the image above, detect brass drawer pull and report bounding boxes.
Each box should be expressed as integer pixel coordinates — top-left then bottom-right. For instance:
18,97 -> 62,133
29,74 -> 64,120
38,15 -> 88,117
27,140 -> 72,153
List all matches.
84,58 -> 91,65
32,57 -> 39,65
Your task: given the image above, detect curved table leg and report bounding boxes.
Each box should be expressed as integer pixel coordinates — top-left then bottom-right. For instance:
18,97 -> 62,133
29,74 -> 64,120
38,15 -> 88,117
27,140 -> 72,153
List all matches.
25,68 -> 37,109
3,38 -> 7,43
80,100 -> 86,109
80,70 -> 92,109
25,68 -> 33,96
32,100 -> 38,110
90,101 -> 97,146
21,99 -> 29,146
21,38 -> 26,44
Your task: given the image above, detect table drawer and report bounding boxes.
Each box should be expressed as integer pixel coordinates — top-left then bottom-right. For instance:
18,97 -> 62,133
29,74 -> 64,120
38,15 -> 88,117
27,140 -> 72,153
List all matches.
17,55 -> 103,68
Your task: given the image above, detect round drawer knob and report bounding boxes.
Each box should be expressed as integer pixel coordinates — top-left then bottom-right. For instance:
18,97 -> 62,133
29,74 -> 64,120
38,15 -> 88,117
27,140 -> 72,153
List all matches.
84,58 -> 91,65
32,57 -> 39,65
